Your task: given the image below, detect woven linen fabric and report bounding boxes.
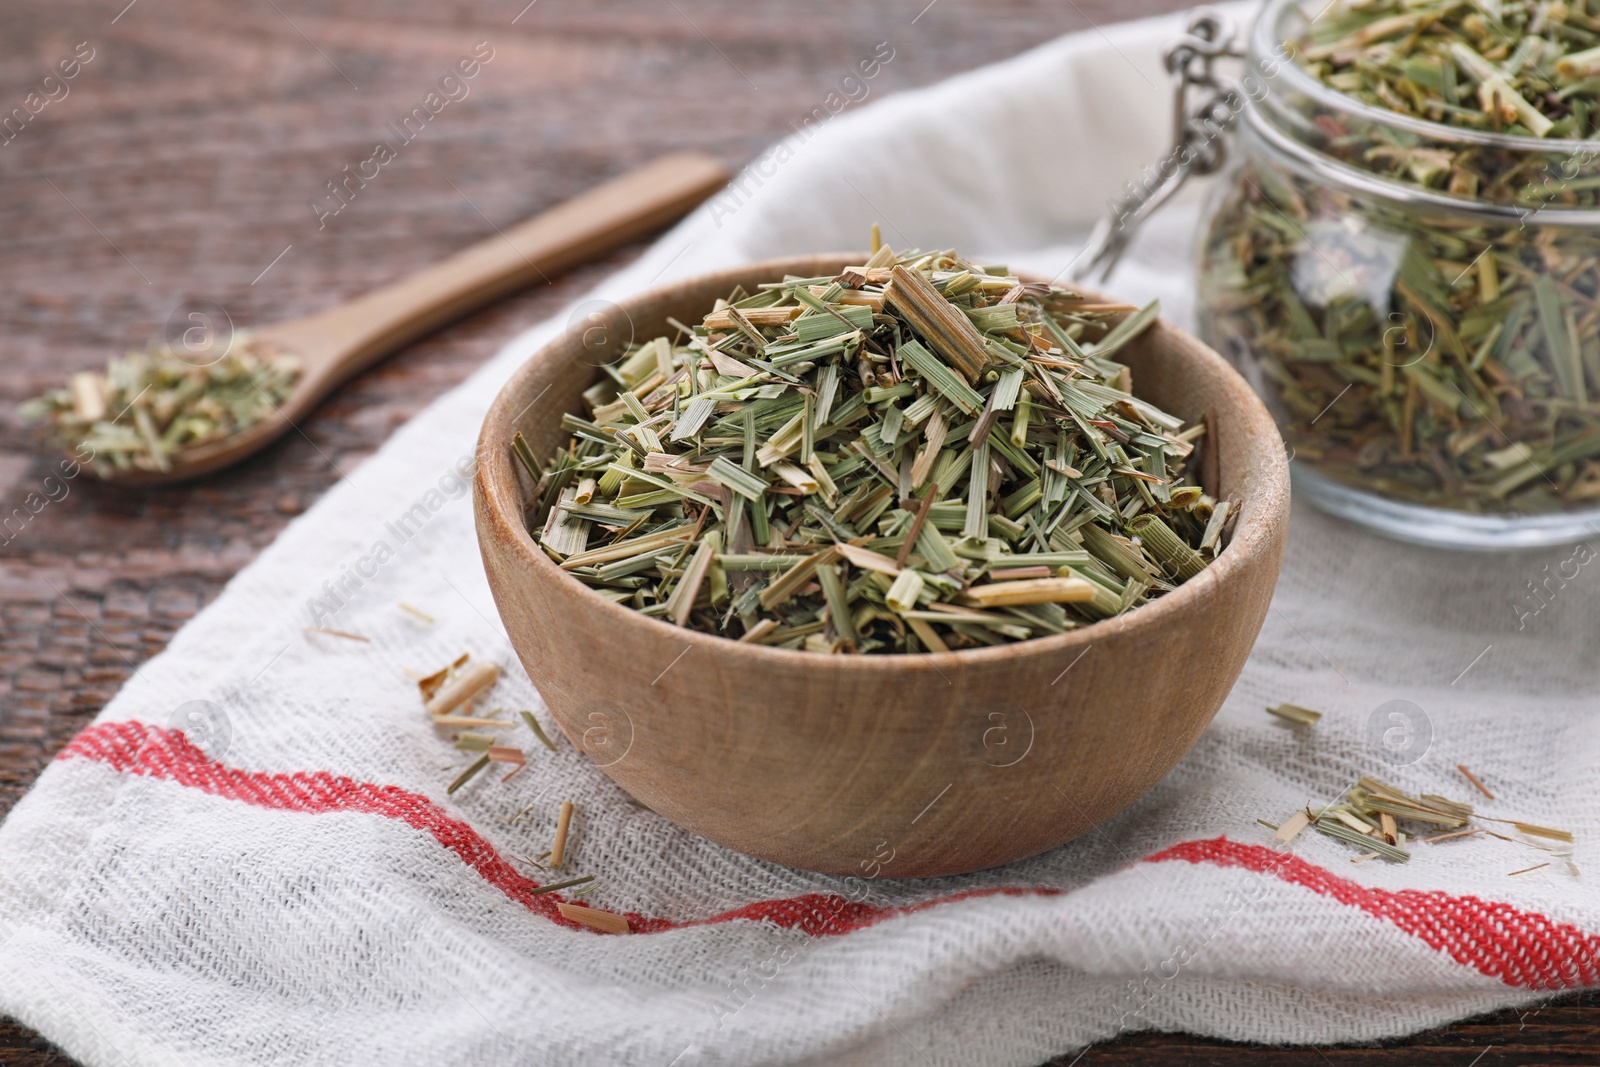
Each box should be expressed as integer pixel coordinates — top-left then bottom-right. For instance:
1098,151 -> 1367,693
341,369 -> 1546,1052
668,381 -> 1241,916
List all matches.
3,7 -> 1598,1066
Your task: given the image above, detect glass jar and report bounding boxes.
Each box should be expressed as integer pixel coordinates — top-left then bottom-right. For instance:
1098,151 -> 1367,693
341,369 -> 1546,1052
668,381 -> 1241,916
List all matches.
1194,0 -> 1600,548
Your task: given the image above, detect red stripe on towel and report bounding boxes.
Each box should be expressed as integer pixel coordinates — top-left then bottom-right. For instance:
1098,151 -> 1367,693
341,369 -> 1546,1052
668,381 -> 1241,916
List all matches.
57,721 -> 1035,936
1147,837 -> 1600,990
58,721 -> 1598,988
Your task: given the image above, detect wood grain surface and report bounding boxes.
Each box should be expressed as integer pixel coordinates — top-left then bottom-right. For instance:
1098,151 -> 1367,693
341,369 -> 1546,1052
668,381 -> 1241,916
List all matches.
1,0 -> 1594,1063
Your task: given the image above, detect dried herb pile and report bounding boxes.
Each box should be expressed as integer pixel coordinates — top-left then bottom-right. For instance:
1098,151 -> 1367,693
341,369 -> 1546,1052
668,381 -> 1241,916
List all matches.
1298,0 -> 1600,139
1265,771 -> 1573,869
22,340 -> 301,476
519,243 -> 1231,654
1287,0 -> 1600,205
1200,162 -> 1600,513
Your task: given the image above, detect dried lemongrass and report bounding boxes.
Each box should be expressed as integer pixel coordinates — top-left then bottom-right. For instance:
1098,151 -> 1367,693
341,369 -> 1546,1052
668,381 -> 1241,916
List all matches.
551,801 -> 575,869
523,241 -> 1225,654
1265,703 -> 1322,728
1457,764 -> 1495,801
305,626 -> 371,643
1312,811 -> 1411,862
528,874 -> 596,897
556,902 -> 630,935
424,659 -> 500,717
1274,809 -> 1311,844
447,754 -> 491,795
1297,0 -> 1600,139
1268,766 -> 1576,865
520,710 -> 559,752
22,338 -> 301,476
399,602 -> 436,624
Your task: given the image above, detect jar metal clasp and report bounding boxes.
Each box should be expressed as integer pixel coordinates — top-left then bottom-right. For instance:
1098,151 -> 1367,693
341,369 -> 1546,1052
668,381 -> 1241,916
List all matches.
1078,9 -> 1245,282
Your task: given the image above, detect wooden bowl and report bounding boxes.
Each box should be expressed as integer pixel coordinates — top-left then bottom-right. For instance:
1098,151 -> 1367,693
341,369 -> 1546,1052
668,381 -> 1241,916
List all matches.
474,254 -> 1289,877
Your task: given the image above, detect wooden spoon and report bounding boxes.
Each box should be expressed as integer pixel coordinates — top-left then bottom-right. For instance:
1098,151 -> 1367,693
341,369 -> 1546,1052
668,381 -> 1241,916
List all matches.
93,152 -> 728,486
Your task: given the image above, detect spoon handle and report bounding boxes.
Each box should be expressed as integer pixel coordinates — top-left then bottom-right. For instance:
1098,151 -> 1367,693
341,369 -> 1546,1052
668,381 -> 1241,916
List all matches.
272,152 -> 729,376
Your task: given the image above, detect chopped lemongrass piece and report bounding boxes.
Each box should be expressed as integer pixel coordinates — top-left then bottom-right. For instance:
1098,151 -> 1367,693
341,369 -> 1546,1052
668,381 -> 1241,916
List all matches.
556,902 -> 630,935
551,801 -> 575,869
425,660 -> 500,717
399,602 -> 435,624
1457,764 -> 1495,800
957,577 -> 1096,608
834,541 -> 901,575
1274,809 -> 1312,844
1424,828 -> 1483,844
1508,862 -> 1550,877
447,754 -> 491,795
1510,822 -> 1575,842
1312,814 -> 1411,862
305,626 -> 370,643
520,710 -> 559,752
1266,703 -> 1323,727
738,618 -> 780,643
528,874 -> 596,897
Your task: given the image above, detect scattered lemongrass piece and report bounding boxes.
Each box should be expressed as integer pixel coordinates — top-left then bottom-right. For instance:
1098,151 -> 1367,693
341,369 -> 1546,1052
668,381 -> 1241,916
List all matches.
431,716 -> 513,729
426,660 -> 500,717
447,754 -> 490,795
418,653 -> 470,701
1275,809 -> 1311,844
520,710 -> 559,752
551,801 -> 575,869
487,745 -> 525,764
1311,813 -> 1410,862
1266,703 -> 1322,727
528,874 -> 595,897
1351,851 -> 1381,863
1511,822 -> 1575,843
556,902 -> 630,935
399,601 -> 435,624
1424,828 -> 1483,844
1457,764 -> 1494,800
306,626 -> 370,643
1380,812 -> 1398,846
1508,862 -> 1550,877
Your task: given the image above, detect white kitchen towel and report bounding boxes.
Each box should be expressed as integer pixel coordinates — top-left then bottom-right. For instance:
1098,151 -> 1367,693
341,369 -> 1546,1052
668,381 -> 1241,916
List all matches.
3,6 -> 1598,1067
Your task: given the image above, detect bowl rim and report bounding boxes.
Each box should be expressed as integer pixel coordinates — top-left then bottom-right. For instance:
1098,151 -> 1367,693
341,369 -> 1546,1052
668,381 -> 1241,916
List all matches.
475,253 -> 1289,673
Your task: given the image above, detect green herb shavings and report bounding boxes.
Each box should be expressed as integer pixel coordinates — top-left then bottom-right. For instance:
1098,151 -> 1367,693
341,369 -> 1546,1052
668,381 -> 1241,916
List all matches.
1297,0 -> 1600,139
520,243 -> 1232,654
1265,772 -> 1575,867
21,338 -> 301,476
1199,165 -> 1600,514
1286,0 -> 1600,207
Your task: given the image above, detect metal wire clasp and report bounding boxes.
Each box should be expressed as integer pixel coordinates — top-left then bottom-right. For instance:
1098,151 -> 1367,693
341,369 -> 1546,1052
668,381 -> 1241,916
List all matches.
1077,9 -> 1245,282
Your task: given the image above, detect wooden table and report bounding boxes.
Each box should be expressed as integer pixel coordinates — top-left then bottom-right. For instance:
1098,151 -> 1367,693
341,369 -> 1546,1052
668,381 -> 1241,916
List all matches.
1,1 -> 1594,1062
